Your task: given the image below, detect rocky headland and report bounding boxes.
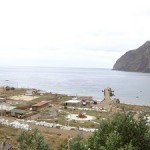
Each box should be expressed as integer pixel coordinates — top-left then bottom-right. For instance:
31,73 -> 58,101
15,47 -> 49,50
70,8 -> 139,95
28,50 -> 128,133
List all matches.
113,41 -> 150,73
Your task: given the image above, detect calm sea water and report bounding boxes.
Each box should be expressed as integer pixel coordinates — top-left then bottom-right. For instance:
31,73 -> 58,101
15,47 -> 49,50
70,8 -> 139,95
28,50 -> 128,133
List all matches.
0,67 -> 149,106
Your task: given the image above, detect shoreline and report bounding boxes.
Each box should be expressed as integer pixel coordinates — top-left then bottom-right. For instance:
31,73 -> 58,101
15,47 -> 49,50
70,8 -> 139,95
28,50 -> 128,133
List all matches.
0,66 -> 150,106
41,90 -> 150,108
39,88 -> 150,106
1,86 -> 150,108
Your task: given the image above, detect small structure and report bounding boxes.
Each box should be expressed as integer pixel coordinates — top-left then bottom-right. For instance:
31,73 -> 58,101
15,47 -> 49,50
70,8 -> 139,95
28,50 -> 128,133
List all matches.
32,101 -> 49,111
81,100 -> 92,106
25,89 -> 37,96
10,109 -> 26,118
100,87 -> 120,112
63,98 -> 81,107
37,90 -> 47,96
102,87 -> 114,101
0,103 -> 16,116
0,104 -> 16,111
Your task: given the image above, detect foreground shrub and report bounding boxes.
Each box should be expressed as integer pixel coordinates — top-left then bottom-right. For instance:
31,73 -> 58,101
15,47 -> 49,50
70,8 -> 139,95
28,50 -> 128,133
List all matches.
58,135 -> 87,150
17,129 -> 50,150
88,113 -> 150,150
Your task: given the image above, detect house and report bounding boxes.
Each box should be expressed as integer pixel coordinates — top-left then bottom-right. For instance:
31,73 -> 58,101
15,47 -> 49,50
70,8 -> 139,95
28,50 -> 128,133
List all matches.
0,103 -> 16,116
32,101 -> 49,111
25,89 -> 37,96
10,109 -> 26,118
63,98 -> 81,107
0,103 -> 16,111
37,90 -> 47,96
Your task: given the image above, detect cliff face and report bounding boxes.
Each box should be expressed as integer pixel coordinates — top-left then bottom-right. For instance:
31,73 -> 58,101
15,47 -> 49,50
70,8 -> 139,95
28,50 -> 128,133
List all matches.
113,41 -> 150,73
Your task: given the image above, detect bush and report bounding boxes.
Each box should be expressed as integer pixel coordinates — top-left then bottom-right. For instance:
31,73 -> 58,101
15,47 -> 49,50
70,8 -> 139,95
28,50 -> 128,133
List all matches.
88,113 -> 150,150
58,135 -> 87,150
16,129 -> 50,150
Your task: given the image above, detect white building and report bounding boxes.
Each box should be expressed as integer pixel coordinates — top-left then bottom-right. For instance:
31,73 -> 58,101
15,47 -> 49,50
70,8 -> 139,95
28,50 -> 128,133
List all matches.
64,98 -> 81,107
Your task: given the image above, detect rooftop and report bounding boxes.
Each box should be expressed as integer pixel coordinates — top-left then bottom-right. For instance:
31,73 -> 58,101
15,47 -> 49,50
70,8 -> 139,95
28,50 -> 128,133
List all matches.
64,99 -> 81,104
11,109 -> 26,114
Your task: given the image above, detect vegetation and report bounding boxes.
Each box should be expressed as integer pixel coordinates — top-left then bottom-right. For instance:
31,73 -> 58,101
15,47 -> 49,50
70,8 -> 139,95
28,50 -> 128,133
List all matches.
0,112 -> 150,150
58,112 -> 150,150
58,135 -> 87,150
88,112 -> 150,150
16,129 -> 51,150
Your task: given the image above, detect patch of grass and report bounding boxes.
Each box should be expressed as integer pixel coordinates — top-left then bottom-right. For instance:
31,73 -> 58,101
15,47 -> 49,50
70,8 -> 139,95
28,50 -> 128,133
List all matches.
0,88 -> 27,97
0,125 -> 19,148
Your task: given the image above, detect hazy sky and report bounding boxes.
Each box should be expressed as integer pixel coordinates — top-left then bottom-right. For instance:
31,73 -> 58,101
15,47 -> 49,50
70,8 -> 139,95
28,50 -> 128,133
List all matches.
0,0 -> 150,68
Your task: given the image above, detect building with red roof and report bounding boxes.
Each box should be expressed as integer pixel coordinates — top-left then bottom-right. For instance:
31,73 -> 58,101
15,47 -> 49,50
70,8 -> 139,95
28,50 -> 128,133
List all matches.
32,101 -> 49,111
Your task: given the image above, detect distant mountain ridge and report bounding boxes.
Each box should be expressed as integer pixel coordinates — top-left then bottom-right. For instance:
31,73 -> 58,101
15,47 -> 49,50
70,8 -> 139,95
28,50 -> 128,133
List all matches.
113,41 -> 150,73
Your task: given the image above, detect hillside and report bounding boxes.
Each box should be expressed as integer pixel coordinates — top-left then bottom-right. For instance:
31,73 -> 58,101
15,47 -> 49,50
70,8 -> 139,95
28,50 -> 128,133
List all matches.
113,41 -> 150,73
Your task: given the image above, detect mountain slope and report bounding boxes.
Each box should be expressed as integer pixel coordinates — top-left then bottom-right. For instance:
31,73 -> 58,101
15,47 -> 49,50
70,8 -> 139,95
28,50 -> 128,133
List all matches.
113,41 -> 150,73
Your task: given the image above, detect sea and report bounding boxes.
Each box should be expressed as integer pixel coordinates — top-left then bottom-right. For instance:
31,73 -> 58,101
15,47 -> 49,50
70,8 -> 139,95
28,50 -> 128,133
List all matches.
0,66 -> 149,106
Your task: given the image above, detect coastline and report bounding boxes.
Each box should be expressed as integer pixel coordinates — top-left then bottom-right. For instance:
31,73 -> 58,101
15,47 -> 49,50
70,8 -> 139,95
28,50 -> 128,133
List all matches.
1,86 -> 149,111
0,66 -> 150,106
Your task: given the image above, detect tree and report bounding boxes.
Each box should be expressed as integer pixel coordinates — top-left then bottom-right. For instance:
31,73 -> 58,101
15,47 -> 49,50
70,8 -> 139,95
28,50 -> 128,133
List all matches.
57,139 -> 68,150
16,129 -> 50,150
58,135 -> 87,150
69,135 -> 87,150
88,113 -> 150,150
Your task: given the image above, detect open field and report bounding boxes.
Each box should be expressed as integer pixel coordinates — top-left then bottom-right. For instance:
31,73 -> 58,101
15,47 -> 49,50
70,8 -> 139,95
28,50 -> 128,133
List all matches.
10,95 -> 39,101
0,120 -> 91,150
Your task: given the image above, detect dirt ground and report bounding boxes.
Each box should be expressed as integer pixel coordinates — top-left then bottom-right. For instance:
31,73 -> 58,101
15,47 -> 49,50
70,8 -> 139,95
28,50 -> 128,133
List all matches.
34,125 -> 91,150
10,95 -> 39,101
0,120 -> 91,150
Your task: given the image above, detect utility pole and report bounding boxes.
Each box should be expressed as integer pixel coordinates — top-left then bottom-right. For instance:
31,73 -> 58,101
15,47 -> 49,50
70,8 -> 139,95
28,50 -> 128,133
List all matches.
68,136 -> 72,150
1,102 -> 3,118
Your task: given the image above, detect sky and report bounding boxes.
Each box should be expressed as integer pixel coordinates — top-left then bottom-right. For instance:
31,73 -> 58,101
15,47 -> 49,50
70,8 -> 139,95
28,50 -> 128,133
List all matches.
0,0 -> 150,68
